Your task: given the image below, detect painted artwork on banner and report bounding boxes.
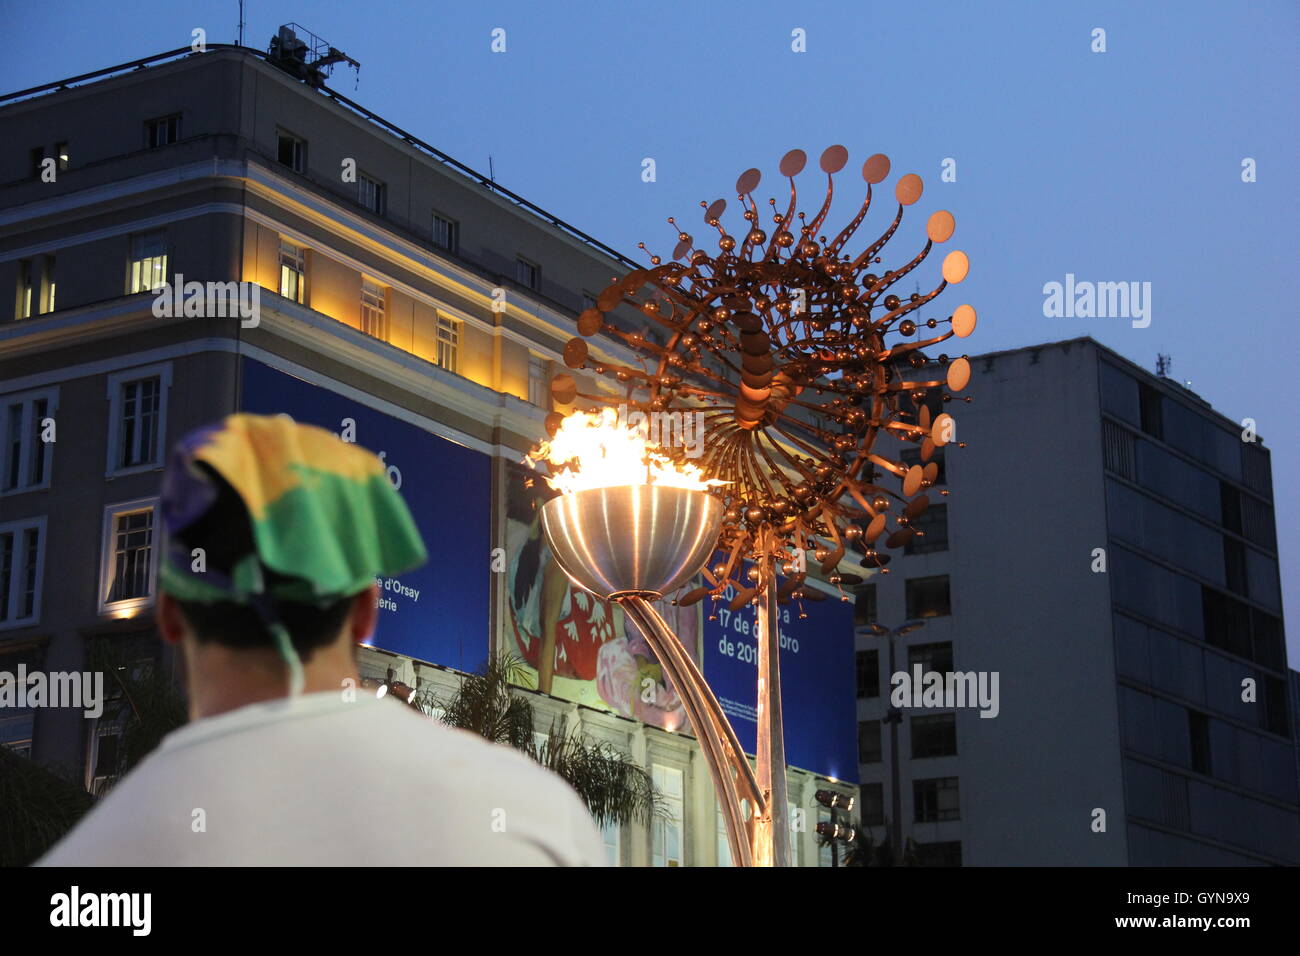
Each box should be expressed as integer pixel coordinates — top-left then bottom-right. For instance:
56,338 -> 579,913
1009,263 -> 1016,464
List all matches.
240,358 -> 491,671
702,575 -> 859,783
504,462 -> 699,732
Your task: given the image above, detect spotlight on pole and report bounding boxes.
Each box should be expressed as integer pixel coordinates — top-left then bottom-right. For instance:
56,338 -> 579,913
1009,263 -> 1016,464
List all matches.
816,820 -> 858,843
816,789 -> 854,812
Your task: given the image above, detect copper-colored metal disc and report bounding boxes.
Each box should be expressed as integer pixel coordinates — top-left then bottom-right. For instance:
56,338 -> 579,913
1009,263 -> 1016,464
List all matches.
952,304 -> 976,337
550,373 -> 577,405
779,149 -> 807,177
926,210 -> 955,243
895,173 -> 924,206
903,464 -> 924,496
820,145 -> 848,174
562,337 -> 589,369
736,168 -> 761,194
862,153 -> 890,184
576,308 -> 603,337
946,356 -> 971,391
942,250 -> 970,284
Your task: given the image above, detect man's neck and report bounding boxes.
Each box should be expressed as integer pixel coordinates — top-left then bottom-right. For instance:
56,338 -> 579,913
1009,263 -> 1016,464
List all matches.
184,643 -> 359,721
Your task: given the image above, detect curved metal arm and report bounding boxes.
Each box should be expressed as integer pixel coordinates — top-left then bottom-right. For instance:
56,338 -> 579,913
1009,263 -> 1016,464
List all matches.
620,595 -> 765,867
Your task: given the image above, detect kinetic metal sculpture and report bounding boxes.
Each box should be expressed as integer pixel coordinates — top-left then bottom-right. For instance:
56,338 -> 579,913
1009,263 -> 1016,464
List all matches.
529,146 -> 976,866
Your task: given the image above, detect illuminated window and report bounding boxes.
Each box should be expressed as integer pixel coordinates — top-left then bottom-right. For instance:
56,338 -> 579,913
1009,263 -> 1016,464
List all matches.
651,763 -> 684,866
41,256 -> 55,314
279,239 -> 306,303
15,260 -> 33,319
2,388 -> 56,493
528,355 -> 548,407
99,499 -> 158,614
128,231 -> 167,294
435,315 -> 460,373
0,517 -> 46,629
360,278 -> 387,340
55,142 -> 69,172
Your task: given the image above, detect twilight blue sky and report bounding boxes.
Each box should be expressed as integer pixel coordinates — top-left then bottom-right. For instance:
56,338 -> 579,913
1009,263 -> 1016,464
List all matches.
4,1 -> 1296,654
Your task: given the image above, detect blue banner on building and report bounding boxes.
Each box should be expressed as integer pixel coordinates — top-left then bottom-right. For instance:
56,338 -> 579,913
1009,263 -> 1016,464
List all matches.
702,579 -> 859,783
240,358 -> 492,671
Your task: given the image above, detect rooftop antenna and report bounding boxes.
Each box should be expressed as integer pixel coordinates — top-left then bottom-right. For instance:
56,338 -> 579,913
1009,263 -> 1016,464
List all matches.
1155,353 -> 1172,378
267,22 -> 361,89
237,1 -> 245,46
489,155 -> 496,188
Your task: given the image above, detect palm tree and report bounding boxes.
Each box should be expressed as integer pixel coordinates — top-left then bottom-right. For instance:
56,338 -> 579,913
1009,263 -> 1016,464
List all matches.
0,641 -> 187,866
421,653 -> 662,827
0,748 -> 95,866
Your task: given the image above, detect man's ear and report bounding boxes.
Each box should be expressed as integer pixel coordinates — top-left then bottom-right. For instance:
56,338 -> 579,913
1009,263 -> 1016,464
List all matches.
350,583 -> 380,645
157,592 -> 186,645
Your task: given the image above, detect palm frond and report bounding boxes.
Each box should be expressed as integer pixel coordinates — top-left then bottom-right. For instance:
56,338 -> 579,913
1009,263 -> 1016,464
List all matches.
0,748 -> 95,866
426,654 -> 664,827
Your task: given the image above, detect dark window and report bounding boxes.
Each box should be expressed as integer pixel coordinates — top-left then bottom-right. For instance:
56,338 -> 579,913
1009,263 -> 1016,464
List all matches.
1250,610 -> 1283,671
856,649 -> 879,698
911,713 -> 958,758
581,291 -> 598,312
914,840 -> 962,866
1188,711 -> 1211,775
900,445 -> 945,486
359,174 -> 386,215
905,575 -> 951,619
515,257 -> 540,291
905,503 -> 948,554
1219,482 -> 1242,534
432,213 -> 459,254
858,719 -> 882,763
145,115 -> 181,148
277,131 -> 306,173
1139,383 -> 1164,439
908,641 -> 954,674
913,777 -> 959,822
853,583 -> 877,627
1261,675 -> 1289,737
1223,537 -> 1247,596
1200,586 -> 1252,660
29,147 -> 45,178
859,783 -> 885,827
1102,420 -> 1136,480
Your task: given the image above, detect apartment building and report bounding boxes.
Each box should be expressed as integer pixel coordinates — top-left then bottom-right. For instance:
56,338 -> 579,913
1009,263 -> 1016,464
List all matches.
0,41 -> 855,866
854,337 -> 1297,865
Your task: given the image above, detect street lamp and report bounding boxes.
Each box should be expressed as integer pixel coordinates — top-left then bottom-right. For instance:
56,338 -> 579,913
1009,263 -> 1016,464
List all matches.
869,620 -> 925,858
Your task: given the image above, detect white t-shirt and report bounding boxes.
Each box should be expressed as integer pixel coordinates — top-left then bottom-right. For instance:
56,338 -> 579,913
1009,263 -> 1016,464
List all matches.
38,691 -> 606,866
